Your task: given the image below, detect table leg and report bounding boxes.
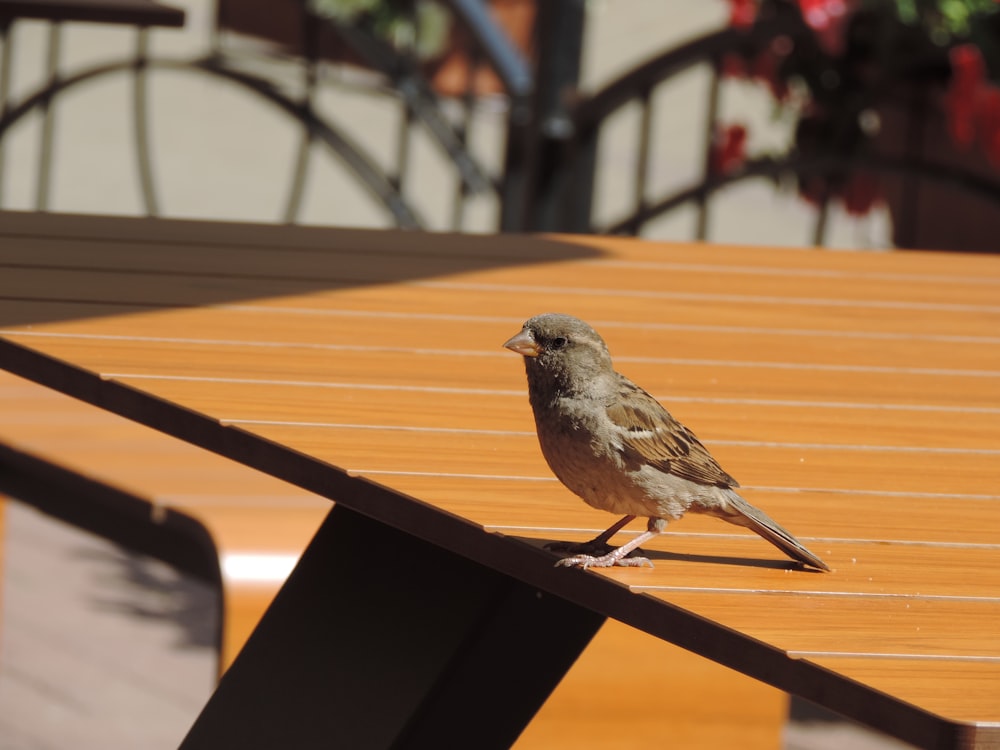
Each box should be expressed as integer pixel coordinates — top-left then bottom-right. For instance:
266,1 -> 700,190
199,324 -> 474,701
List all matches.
180,504 -> 606,750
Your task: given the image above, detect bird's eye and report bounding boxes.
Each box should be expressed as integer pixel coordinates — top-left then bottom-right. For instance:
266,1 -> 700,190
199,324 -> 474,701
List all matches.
550,336 -> 568,350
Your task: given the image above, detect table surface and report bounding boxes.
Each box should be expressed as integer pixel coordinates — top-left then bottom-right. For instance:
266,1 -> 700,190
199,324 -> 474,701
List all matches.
1,211 -> 999,748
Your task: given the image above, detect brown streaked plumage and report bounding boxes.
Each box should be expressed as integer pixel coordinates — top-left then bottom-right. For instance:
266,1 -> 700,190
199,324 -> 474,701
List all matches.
503,312 -> 830,571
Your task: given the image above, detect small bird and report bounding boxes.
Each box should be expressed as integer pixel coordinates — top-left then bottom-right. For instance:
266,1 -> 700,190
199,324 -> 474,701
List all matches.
503,313 -> 830,572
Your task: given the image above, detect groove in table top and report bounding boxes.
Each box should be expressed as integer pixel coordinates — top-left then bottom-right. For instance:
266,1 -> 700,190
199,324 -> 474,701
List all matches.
8,414 -> 1000,550
28,374 -> 995,449
635,590 -> 1000,658
8,371 -> 992,492
8,421 -> 1000,548
397,476 -> 1000,545
17,388 -> 976,506
6,255 -> 1000,314
193,420 -> 999,498
5,262 -> 1000,330
5,333 -> 1000,414
0,210 -> 990,282
10,329 -> 998,386
5,301 -> 1000,354
6,300 -> 1000,360
5,309 -> 1000,371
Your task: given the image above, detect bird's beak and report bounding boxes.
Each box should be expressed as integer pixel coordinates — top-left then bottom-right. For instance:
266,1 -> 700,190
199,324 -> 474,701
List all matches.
503,329 -> 540,357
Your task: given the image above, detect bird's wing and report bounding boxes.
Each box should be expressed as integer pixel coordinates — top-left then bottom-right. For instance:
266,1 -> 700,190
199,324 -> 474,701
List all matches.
606,377 -> 739,488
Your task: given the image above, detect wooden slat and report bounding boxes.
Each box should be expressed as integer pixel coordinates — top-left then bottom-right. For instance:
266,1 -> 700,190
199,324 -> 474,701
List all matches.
641,592 -> 1000,658
5,223 -> 1000,279
8,420 -> 1000,548
199,422 -> 998,499
4,335 -> 1000,421
15,375 -> 991,453
380,473 -> 1000,546
5,259 -> 999,315
4,264 -> 1000,339
801,658 -> 1000,725
5,306 -> 1000,371
508,533 -> 1000,602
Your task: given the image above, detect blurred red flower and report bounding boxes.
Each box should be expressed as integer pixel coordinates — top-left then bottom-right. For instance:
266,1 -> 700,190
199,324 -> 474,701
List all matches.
710,124 -> 749,174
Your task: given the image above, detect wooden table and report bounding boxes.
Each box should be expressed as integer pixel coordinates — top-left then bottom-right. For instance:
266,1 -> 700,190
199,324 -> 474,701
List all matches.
1,211 -> 998,749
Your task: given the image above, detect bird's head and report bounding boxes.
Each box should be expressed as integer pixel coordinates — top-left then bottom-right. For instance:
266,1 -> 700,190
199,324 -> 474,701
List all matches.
503,313 -> 613,391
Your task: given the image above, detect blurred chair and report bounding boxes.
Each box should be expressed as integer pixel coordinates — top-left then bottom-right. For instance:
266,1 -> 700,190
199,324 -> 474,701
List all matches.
0,0 -> 185,209
0,0 -> 539,232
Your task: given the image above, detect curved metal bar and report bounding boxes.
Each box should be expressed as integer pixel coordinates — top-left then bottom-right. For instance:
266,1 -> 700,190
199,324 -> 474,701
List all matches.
552,18 -> 803,236
0,59 -> 122,137
325,21 -> 494,196
598,153 -> 1000,237
573,20 -> 799,134
36,22 -> 61,210
187,56 -> 424,228
696,61 -> 722,240
133,28 -> 159,216
0,54 -> 424,228
283,110 -> 313,224
283,8 -> 320,225
0,19 -> 13,206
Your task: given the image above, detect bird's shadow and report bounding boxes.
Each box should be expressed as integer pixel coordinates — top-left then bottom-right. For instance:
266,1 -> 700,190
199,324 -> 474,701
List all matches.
510,535 -> 824,573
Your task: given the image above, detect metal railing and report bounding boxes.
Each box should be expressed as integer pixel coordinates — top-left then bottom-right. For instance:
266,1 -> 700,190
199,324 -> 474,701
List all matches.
0,0 -> 545,232
4,1 -> 999,245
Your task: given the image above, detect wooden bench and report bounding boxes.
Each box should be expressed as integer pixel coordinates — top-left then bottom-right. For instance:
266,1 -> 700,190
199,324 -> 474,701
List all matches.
2,210 -> 998,748
0,368 -> 326,669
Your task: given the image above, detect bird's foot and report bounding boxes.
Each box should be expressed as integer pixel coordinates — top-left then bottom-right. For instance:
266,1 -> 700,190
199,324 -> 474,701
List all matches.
553,550 -> 654,570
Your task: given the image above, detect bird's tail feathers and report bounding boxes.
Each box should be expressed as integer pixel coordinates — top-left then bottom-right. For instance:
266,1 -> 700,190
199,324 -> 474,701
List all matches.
722,492 -> 830,572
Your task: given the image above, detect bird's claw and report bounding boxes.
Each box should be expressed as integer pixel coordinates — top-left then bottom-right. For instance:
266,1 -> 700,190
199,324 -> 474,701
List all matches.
554,553 -> 654,570
547,539 -> 653,569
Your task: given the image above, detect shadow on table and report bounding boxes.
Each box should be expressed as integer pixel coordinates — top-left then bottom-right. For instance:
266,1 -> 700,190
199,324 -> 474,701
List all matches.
0,212 -> 604,328
511,534 -> 823,572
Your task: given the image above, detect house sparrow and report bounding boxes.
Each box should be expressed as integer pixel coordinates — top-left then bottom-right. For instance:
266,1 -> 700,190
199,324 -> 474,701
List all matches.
503,313 -> 830,572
